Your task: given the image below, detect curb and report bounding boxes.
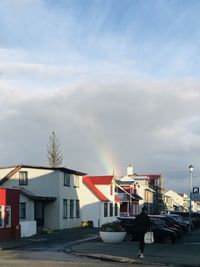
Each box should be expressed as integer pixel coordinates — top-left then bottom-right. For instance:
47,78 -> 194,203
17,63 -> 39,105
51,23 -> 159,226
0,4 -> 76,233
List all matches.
65,248 -> 168,266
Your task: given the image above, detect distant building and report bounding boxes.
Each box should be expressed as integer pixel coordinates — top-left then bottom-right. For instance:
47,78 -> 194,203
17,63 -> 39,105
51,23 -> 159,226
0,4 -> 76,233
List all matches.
164,190 -> 184,212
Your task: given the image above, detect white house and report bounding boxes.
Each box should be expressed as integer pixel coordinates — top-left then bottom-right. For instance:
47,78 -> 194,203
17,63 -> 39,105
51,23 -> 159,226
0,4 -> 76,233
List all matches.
78,175 -> 120,227
0,164 -> 86,232
0,165 -> 123,234
164,190 -> 184,211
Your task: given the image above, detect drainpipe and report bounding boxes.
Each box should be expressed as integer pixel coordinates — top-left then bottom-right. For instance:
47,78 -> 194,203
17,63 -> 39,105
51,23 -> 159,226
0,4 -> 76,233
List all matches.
98,201 -> 101,228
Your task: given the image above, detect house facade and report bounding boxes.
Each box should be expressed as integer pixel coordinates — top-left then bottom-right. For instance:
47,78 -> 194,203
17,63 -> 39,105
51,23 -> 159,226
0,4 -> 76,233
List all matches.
78,175 -> 120,227
115,176 -> 142,216
0,188 -> 20,240
0,165 -> 86,231
0,165 -> 122,233
115,165 -> 155,216
137,173 -> 165,214
164,190 -> 186,212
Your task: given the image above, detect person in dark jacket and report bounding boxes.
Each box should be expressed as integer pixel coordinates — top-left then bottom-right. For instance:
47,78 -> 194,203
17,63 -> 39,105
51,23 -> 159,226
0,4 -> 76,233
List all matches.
134,206 -> 151,258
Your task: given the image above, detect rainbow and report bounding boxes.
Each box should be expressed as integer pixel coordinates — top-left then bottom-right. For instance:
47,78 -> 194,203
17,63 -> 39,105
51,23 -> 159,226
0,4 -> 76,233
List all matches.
97,141 -> 121,176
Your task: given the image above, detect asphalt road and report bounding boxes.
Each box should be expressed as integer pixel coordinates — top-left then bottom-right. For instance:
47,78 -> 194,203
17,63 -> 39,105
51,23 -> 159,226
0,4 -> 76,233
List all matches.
1,227 -> 200,266
0,227 -> 164,267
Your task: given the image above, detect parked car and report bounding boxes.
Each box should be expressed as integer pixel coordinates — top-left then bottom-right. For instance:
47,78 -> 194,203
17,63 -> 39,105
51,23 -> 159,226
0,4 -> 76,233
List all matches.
117,217 -> 136,241
117,217 -> 178,244
169,211 -> 200,228
164,214 -> 191,231
149,215 -> 184,239
150,218 -> 178,244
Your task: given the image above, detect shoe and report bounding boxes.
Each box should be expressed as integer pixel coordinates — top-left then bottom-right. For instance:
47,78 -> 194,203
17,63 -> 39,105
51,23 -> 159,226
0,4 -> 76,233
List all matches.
139,253 -> 145,258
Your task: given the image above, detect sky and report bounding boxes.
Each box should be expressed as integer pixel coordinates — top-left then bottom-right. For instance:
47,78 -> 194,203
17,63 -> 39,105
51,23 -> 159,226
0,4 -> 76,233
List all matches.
0,0 -> 200,194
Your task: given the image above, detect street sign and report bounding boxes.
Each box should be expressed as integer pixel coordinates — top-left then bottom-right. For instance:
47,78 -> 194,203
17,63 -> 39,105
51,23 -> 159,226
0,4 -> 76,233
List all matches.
193,187 -> 199,194
191,193 -> 200,201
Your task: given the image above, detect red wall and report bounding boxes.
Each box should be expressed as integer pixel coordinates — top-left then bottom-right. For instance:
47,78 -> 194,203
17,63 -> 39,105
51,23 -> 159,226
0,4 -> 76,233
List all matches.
0,188 -> 20,240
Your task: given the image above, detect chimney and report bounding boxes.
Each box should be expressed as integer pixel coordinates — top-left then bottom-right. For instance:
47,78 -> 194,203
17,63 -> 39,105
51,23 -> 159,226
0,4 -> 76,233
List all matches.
127,164 -> 134,176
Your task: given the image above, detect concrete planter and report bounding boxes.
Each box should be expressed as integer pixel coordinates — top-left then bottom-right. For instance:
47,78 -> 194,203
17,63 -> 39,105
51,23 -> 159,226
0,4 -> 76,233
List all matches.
99,231 -> 126,244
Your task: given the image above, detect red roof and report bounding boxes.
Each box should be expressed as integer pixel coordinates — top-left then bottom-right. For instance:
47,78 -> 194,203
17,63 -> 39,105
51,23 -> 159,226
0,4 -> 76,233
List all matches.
82,175 -> 114,201
115,195 -> 121,202
85,175 -> 113,185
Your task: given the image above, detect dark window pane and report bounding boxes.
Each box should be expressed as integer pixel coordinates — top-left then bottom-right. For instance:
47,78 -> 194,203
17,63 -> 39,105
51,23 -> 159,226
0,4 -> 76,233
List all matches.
19,171 -> 28,185
20,202 -> 26,219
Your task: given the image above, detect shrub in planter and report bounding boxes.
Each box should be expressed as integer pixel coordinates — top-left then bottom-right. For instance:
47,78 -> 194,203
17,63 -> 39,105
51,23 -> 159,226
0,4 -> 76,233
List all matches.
100,222 -> 126,243
100,222 -> 125,232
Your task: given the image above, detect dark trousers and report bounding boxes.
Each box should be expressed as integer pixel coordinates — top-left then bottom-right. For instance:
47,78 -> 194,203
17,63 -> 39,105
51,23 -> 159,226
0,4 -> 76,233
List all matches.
138,232 -> 145,253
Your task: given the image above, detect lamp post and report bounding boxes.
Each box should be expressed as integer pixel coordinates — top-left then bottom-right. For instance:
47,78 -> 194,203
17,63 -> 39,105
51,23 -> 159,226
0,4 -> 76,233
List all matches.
189,164 -> 193,232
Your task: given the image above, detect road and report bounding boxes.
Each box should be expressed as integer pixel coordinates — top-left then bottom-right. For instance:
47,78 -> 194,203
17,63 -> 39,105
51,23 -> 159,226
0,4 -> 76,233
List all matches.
0,245 -> 159,267
0,227 -> 163,267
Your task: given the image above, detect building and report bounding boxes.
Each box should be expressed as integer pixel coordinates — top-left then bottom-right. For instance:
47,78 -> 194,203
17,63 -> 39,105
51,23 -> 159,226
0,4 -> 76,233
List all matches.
164,190 -> 184,212
0,164 -> 86,232
0,188 -> 20,240
115,165 -> 155,215
137,173 -> 165,214
79,175 -> 120,227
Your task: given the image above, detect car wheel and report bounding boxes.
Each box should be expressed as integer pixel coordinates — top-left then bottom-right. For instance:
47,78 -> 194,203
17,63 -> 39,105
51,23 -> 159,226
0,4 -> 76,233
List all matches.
125,232 -> 133,241
163,236 -> 173,244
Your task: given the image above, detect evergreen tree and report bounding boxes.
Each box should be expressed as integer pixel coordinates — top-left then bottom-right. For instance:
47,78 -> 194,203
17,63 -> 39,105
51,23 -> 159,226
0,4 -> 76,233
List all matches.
47,131 -> 63,167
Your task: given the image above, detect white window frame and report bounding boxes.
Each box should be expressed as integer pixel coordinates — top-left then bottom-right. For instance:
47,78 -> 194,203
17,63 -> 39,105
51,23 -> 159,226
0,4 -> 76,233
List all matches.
109,203 -> 113,217
20,202 -> 26,219
64,173 -> 70,186
70,199 -> 74,218
104,203 -> 108,217
74,175 -> 79,188
5,206 -> 11,228
19,171 -> 28,185
63,199 -> 68,219
0,205 -> 4,228
76,200 -> 80,218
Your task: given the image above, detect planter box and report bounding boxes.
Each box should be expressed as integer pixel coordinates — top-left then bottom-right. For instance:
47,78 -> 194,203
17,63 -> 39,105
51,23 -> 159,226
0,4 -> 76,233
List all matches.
99,231 -> 126,244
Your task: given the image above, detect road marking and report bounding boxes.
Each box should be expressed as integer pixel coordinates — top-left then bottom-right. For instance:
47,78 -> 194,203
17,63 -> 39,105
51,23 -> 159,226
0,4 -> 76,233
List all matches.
184,243 -> 200,245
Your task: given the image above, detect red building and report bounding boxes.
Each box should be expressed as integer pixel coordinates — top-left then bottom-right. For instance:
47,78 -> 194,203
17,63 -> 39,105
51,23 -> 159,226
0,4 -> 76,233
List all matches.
0,188 -> 20,240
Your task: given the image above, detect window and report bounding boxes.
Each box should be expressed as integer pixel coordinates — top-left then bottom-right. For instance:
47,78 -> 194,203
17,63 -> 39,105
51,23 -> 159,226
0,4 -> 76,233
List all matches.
104,203 -> 108,217
0,206 -> 4,228
76,200 -> 80,218
74,175 -> 79,188
20,202 -> 26,219
115,203 -> 118,216
5,206 -> 11,227
64,173 -> 70,186
109,203 -> 113,217
63,199 -> 68,219
70,199 -> 74,218
19,171 -> 28,185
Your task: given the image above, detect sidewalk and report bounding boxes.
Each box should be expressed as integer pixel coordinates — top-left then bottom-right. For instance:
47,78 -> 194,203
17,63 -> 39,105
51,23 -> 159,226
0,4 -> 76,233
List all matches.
67,229 -> 200,267
0,228 -> 99,250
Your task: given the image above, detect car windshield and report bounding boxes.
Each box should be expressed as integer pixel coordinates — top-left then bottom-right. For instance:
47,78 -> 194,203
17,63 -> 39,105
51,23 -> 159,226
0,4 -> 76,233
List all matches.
151,218 -> 166,227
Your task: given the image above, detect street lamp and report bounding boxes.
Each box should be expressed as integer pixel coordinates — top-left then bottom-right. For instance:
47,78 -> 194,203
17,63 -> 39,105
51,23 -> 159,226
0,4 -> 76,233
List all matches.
189,164 -> 193,232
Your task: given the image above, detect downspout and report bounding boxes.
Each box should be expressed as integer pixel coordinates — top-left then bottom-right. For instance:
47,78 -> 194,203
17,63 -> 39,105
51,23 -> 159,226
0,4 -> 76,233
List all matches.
98,201 -> 101,228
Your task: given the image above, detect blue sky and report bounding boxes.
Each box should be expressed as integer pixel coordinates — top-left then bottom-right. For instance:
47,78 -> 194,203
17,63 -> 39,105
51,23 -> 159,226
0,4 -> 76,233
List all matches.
0,0 -> 200,193
1,0 -> 200,80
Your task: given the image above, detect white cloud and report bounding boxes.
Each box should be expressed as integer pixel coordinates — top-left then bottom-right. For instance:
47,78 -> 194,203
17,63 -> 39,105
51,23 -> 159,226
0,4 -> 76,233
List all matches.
1,78 -> 200,182
1,1 -> 200,193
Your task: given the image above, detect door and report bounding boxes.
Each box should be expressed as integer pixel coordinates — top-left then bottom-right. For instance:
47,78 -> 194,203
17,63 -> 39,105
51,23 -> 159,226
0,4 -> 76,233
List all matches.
34,201 -> 44,226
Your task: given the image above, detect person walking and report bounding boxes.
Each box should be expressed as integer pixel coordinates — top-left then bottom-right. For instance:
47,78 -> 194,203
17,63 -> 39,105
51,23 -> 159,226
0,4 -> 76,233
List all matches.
134,206 -> 151,258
